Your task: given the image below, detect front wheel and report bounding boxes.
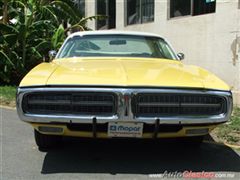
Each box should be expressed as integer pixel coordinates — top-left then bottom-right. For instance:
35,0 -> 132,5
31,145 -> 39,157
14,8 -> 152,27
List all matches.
34,130 -> 62,150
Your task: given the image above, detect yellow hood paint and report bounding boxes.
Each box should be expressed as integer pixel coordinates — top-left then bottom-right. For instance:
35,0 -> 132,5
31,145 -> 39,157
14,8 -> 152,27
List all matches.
20,57 -> 230,90
20,62 -> 59,86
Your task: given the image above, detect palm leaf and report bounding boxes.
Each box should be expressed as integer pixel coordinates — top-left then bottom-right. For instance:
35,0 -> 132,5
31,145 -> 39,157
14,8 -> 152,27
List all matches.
0,23 -> 19,33
51,24 -> 65,50
0,50 -> 15,67
41,6 -> 59,24
51,0 -> 79,23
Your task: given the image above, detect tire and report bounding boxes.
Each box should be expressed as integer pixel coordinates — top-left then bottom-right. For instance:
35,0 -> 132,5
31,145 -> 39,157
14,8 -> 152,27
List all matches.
34,130 -> 62,150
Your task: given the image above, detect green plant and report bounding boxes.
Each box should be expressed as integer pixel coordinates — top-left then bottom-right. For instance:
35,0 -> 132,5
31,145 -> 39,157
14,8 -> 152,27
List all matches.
0,0 -> 105,85
213,107 -> 240,145
0,86 -> 16,106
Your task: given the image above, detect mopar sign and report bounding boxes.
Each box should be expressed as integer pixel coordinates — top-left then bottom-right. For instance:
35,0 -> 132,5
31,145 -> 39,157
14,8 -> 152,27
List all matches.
108,122 -> 143,138
110,125 -> 141,132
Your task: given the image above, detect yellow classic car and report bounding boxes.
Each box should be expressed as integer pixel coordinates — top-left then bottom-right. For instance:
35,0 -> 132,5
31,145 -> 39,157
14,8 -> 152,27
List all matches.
16,31 -> 233,149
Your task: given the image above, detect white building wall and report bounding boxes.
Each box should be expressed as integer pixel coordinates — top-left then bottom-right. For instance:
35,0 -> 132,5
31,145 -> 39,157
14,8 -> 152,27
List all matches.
86,0 -> 240,105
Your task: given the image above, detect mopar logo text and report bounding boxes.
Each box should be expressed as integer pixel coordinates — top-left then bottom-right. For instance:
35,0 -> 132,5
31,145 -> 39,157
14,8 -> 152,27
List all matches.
109,125 -> 141,132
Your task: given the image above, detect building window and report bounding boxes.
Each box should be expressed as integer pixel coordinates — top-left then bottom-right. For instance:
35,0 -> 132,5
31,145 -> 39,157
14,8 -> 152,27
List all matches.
193,0 -> 216,16
169,0 -> 216,19
73,0 -> 85,17
96,0 -> 116,30
170,0 -> 191,18
126,0 -> 154,25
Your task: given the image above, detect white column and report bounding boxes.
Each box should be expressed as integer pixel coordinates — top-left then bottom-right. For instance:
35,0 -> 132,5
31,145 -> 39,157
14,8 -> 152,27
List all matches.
115,0 -> 125,30
85,0 -> 96,30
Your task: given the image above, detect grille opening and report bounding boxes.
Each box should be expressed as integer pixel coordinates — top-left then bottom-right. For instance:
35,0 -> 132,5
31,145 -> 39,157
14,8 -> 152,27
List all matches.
67,123 -> 108,132
133,93 -> 226,117
23,92 -> 117,116
143,124 -> 183,133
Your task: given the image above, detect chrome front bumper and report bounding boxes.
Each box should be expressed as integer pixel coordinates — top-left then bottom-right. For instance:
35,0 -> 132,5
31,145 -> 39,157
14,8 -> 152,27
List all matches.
16,87 -> 233,125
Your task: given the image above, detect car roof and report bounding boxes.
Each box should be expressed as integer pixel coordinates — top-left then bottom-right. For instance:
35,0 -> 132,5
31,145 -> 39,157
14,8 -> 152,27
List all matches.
68,30 -> 164,39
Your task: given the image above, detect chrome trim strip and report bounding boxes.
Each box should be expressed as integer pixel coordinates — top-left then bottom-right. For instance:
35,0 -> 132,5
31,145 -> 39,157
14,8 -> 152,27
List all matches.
138,102 -> 179,107
16,87 -> 233,125
181,103 -> 221,108
73,101 -> 114,106
18,84 -> 232,92
28,99 -> 71,105
138,102 -> 221,108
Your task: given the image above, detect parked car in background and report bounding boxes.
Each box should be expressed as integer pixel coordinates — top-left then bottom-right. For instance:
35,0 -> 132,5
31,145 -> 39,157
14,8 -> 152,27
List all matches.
16,31 -> 233,149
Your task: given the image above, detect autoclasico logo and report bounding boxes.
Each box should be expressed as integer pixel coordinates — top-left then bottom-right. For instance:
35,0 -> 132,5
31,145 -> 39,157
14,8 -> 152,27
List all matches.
110,125 -> 141,132
148,171 -> 235,179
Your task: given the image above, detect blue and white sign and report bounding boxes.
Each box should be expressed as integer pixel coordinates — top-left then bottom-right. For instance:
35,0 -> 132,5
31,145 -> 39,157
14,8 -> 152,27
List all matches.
108,122 -> 143,138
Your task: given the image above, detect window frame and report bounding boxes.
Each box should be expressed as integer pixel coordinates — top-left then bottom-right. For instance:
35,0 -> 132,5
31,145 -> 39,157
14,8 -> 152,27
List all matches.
56,35 -> 178,60
168,0 -> 216,20
125,0 -> 155,26
95,0 -> 116,30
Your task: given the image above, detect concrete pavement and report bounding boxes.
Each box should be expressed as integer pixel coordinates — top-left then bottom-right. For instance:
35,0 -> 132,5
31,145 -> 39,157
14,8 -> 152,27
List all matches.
1,108 -> 240,180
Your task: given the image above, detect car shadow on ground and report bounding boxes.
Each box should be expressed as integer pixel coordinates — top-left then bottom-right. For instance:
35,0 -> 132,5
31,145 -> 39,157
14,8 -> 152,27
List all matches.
41,137 -> 240,175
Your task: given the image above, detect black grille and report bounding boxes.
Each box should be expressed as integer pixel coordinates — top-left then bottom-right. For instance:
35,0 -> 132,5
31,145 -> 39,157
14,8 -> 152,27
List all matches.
133,93 -> 226,117
23,92 -> 117,116
67,123 -> 108,132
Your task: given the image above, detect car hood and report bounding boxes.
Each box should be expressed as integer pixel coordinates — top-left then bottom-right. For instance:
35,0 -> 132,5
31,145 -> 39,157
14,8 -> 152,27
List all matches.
20,57 -> 230,90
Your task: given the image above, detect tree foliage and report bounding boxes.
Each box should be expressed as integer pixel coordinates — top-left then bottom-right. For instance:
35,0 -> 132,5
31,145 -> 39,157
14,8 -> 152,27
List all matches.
0,0 -> 101,84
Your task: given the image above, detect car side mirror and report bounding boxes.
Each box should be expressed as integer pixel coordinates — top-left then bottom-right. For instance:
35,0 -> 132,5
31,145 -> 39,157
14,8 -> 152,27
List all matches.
48,50 -> 57,61
177,53 -> 184,60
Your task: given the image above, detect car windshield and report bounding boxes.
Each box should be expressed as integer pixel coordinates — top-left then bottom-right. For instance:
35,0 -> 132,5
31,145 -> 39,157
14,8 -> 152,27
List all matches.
57,35 -> 177,60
